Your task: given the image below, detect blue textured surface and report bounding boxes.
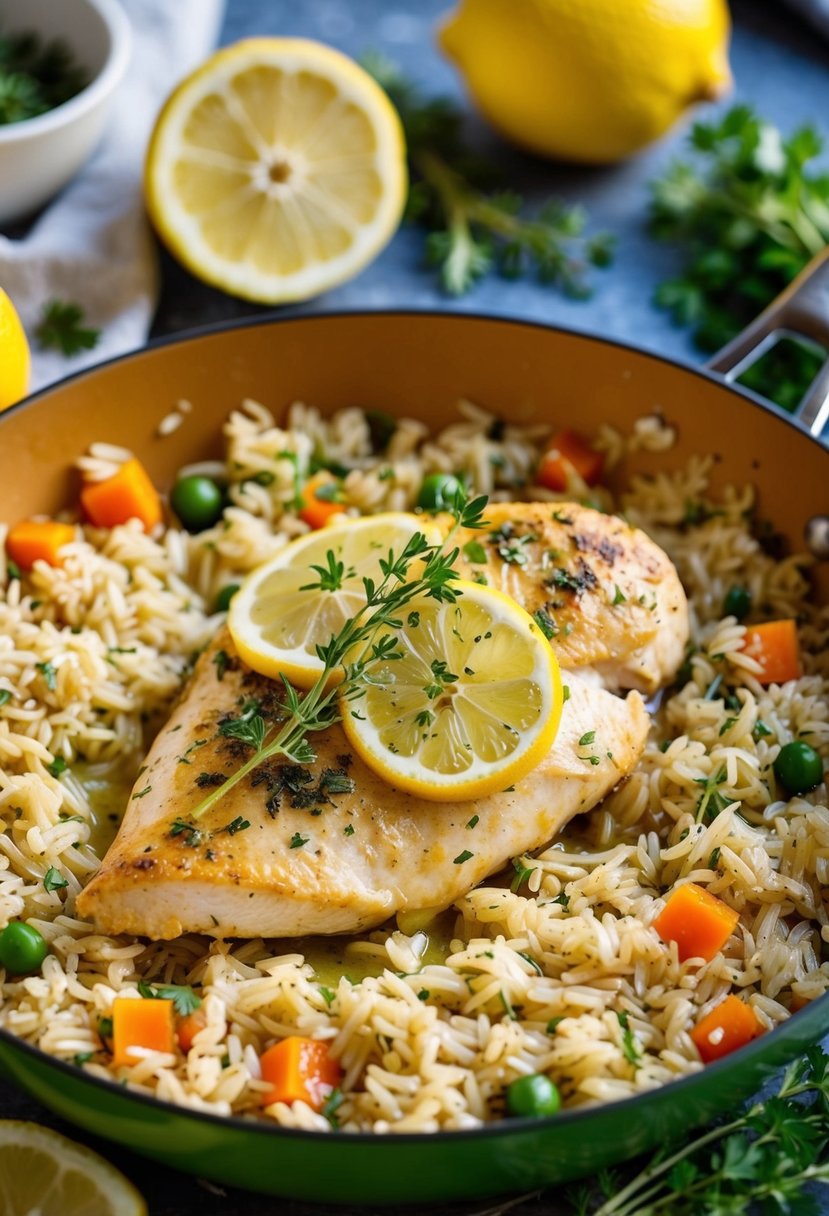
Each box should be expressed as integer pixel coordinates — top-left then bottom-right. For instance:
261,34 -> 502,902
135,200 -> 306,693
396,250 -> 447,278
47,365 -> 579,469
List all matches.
6,3 -> 829,1214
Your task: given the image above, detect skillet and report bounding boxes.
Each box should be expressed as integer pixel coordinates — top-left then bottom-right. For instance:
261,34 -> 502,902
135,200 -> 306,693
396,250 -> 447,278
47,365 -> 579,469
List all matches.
0,251 -> 827,1204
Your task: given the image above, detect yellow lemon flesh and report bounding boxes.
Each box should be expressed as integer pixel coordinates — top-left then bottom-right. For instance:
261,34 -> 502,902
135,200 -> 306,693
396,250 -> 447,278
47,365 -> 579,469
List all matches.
145,38 -> 407,303
341,579 -> 563,801
229,513 -> 443,689
0,289 -> 30,410
439,0 -> 732,164
0,1120 -> 147,1216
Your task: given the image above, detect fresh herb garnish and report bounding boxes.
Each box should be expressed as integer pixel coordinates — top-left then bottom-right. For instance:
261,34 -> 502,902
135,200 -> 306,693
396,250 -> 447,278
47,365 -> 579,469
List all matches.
462,539 -> 488,564
322,1087 -> 345,1128
0,689 -> 11,706
35,299 -> 100,357
43,865 -> 67,892
290,832 -> 309,849
650,105 -> 829,378
169,818 -> 202,848
616,1010 -> 641,1067
138,979 -> 201,1016
46,756 -> 67,777
190,490 -> 488,821
0,29 -> 88,125
454,849 -> 474,865
363,53 -> 612,297
35,660 -> 57,691
510,857 -> 536,892
532,607 -> 558,640
695,765 -> 730,823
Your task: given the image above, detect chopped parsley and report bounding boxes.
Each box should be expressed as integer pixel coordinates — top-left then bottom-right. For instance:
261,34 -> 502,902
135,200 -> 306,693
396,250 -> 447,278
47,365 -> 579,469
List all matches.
169,818 -> 202,848
343,824 -> 355,837
453,849 -> 474,864
220,816 -> 250,835
617,1010 -> 641,1066
43,865 -> 68,892
466,814 -> 479,830
462,539 -> 488,564
0,689 -> 11,707
131,785 -> 152,800
35,661 -> 57,691
290,832 -> 309,849
138,979 -> 201,1015
533,607 -> 558,639
510,858 -> 536,892
47,756 -> 67,777
612,585 -> 627,605
212,650 -> 230,681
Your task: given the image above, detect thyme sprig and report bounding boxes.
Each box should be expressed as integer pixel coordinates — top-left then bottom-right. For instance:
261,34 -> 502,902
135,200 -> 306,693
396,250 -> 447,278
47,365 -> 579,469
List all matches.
471,1046 -> 829,1216
190,490 -> 487,820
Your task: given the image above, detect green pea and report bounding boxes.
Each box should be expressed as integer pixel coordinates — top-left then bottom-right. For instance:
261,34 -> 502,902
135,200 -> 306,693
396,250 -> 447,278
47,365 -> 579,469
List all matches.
0,921 -> 48,975
723,585 -> 751,621
505,1073 -> 561,1118
417,473 -> 463,512
170,476 -> 224,533
214,583 -> 241,613
774,740 -> 823,796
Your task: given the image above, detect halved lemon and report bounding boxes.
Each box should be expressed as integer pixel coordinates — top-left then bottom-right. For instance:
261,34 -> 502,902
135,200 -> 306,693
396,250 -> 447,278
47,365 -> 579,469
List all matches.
228,513 -> 443,688
341,580 -> 564,801
144,38 -> 407,303
0,1120 -> 146,1215
0,288 -> 30,410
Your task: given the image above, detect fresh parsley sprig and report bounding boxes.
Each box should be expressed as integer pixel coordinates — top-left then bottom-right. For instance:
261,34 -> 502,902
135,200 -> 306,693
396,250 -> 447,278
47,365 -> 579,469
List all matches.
650,105 -> 829,355
35,299 -> 100,358
364,53 -> 613,297
473,1046 -> 829,1216
190,489 -> 488,820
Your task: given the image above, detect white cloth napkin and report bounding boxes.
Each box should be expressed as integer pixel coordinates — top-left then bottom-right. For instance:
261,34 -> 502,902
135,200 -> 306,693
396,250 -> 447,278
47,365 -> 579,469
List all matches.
0,0 -> 226,391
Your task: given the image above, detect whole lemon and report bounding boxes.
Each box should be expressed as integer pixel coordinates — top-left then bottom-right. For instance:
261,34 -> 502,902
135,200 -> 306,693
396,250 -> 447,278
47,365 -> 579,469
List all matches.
438,0 -> 732,164
0,289 -> 30,410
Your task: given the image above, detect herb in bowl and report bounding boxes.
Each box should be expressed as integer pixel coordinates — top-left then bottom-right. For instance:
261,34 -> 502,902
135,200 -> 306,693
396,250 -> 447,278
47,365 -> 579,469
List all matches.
0,27 -> 88,126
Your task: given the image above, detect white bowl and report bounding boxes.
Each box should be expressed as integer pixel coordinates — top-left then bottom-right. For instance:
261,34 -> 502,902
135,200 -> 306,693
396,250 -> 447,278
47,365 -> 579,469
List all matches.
0,0 -> 131,226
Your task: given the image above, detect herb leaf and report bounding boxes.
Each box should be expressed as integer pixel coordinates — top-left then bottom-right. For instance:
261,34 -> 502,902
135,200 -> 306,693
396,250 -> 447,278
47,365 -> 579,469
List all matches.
35,299 -> 100,357
363,53 -> 612,298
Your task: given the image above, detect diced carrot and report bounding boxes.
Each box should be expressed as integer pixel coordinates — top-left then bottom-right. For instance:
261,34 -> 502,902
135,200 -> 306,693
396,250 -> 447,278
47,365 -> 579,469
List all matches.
80,458 -> 162,532
653,882 -> 739,963
176,1007 -> 208,1053
690,994 -> 763,1063
260,1035 -> 342,1111
297,472 -> 347,530
6,520 -> 75,570
537,429 -> 604,493
112,996 -> 175,1065
740,619 -> 801,685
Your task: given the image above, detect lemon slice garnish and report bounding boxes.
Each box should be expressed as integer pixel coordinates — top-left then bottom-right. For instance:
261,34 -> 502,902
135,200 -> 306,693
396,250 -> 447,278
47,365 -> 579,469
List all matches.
0,1121 -> 146,1216
341,580 -> 564,801
144,38 -> 407,303
228,513 -> 443,689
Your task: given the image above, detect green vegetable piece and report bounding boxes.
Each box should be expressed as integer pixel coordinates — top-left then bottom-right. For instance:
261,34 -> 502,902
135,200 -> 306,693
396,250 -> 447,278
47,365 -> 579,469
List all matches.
0,921 -> 48,975
214,583 -> 240,613
170,476 -> 224,533
417,472 -> 462,512
505,1073 -> 561,1118
723,584 -> 751,620
773,740 -> 823,796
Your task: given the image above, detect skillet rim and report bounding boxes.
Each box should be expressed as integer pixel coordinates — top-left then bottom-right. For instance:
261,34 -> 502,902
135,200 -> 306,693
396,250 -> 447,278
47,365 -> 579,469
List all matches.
1,305 -> 827,1147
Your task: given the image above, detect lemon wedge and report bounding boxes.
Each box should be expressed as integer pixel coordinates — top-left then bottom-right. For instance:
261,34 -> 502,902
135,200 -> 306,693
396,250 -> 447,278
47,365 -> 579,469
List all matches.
0,1121 -> 146,1216
144,38 -> 407,303
228,513 -> 442,689
341,580 -> 563,801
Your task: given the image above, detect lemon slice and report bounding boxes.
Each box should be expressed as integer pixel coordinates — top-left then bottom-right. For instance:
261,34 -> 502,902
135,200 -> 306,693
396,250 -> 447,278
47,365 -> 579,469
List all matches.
0,1121 -> 146,1216
144,38 -> 407,303
229,513 -> 443,688
341,580 -> 563,801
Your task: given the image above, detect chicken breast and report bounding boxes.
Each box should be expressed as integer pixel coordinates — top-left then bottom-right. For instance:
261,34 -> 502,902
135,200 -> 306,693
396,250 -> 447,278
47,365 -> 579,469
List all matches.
453,502 -> 688,694
77,634 -> 648,940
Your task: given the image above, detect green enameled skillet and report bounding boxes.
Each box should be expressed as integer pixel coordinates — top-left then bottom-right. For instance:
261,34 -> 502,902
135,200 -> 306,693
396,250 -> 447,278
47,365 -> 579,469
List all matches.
0,251 -> 828,1204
